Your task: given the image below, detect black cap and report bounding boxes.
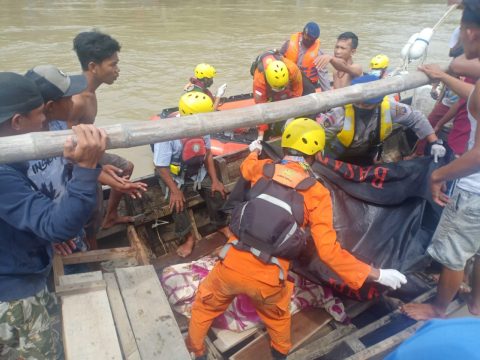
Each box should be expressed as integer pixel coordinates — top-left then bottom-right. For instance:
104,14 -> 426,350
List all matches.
0,72 -> 44,124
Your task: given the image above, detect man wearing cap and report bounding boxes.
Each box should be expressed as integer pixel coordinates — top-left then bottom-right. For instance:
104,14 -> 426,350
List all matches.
314,32 -> 363,88
280,21 -> 331,92
25,65 -> 146,255
0,72 -> 106,359
317,74 -> 445,165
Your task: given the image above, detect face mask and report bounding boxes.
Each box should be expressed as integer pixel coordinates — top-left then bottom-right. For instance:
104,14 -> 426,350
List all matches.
369,69 -> 383,78
353,105 -> 376,118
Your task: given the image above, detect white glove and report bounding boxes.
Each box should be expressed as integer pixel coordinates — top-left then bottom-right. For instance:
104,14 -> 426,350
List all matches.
249,140 -> 262,153
215,83 -> 227,98
375,269 -> 407,290
431,143 -> 446,163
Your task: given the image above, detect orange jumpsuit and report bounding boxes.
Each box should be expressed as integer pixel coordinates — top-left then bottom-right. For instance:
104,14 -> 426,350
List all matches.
253,57 -> 304,133
186,152 -> 372,356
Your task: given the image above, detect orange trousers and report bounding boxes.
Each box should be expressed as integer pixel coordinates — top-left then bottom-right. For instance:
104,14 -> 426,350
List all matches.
186,262 -> 294,356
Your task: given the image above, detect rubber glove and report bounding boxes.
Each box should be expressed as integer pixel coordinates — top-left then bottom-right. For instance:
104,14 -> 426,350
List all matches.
216,83 -> 227,98
248,140 -> 262,153
375,269 -> 407,290
431,142 -> 446,163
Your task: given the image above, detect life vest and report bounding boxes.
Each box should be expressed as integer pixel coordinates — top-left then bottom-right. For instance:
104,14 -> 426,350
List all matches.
152,137 -> 207,179
184,77 -> 214,101
284,32 -> 321,84
336,96 -> 392,148
174,138 -> 207,178
223,163 -> 316,280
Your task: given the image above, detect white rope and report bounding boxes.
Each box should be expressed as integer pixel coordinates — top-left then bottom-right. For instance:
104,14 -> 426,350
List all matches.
432,4 -> 460,32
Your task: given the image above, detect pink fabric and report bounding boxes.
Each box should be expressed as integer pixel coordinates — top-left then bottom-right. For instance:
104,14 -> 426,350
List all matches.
160,256 -> 347,332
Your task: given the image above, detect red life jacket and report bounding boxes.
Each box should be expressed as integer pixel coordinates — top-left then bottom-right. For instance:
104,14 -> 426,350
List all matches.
179,137 -> 207,178
284,32 -> 321,84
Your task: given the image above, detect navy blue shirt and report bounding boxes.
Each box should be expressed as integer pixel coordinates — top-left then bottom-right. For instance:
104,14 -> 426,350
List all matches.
0,161 -> 100,301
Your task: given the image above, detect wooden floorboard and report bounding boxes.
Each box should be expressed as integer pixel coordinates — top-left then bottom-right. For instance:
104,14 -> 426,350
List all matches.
229,307 -> 332,360
60,272 -> 123,360
115,265 -> 190,360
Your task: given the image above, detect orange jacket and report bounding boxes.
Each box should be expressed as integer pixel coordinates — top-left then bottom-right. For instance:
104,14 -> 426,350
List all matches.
222,152 -> 371,290
253,57 -> 303,104
284,32 -> 321,83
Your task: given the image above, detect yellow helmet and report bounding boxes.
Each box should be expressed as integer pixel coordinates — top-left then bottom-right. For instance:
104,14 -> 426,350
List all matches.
265,60 -> 289,89
178,91 -> 214,116
282,117 -> 325,155
194,63 -> 216,79
370,54 -> 389,69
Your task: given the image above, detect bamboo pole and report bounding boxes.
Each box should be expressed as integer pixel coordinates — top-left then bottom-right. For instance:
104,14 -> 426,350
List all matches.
0,70 -> 434,164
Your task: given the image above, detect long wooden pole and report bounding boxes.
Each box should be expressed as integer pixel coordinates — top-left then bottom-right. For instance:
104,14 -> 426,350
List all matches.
0,70 -> 433,164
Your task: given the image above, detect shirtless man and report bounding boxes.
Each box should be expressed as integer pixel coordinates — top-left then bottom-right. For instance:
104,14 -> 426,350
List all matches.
402,0 -> 480,320
314,32 -> 363,89
69,30 -> 140,231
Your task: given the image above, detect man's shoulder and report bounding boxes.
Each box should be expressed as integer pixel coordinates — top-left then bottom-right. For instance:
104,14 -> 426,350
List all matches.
70,91 -> 96,125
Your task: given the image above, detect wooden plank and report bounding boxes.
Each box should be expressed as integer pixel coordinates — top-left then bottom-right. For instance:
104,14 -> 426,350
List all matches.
115,265 -> 191,360
52,253 -> 64,289
215,156 -> 230,184
212,326 -> 262,353
62,247 -> 136,265
288,289 -> 435,360
345,298 -> 466,360
288,324 -> 357,360
104,273 -> 141,360
187,208 -> 202,242
151,231 -> 227,271
61,271 -> 122,360
56,280 -> 106,297
59,271 -> 103,286
230,308 -> 332,360
205,336 -> 224,360
127,224 -> 151,265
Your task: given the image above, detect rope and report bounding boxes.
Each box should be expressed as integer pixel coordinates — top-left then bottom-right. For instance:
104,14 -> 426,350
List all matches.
432,4 -> 460,32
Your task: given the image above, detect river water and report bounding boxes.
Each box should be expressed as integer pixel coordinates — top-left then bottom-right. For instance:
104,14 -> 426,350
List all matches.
0,0 -> 461,177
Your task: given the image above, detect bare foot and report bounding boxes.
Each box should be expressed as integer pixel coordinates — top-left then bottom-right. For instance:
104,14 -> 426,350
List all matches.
401,303 -> 446,321
217,226 -> 232,239
102,215 -> 134,229
466,295 -> 480,316
177,237 -> 195,258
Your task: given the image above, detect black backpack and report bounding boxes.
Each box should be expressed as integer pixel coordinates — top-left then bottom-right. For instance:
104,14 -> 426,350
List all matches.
228,163 -> 316,262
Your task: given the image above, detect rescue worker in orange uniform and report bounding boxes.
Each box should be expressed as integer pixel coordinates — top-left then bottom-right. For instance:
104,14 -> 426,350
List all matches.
186,118 -> 407,360
184,63 -> 227,110
280,21 -> 331,92
252,51 -> 313,138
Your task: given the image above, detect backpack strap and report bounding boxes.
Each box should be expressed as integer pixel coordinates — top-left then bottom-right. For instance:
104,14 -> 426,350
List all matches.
295,177 -> 317,191
218,239 -> 286,283
263,163 -> 275,179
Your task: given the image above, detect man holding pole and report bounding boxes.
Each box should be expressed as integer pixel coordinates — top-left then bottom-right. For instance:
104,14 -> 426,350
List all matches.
0,72 -> 107,359
403,0 -> 480,320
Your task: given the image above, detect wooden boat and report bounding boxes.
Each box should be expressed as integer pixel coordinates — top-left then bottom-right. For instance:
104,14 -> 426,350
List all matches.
43,74 -> 466,359
52,121 -> 467,359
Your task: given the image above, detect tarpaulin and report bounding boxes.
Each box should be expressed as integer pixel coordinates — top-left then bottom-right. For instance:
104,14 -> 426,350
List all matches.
297,153 -> 449,300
